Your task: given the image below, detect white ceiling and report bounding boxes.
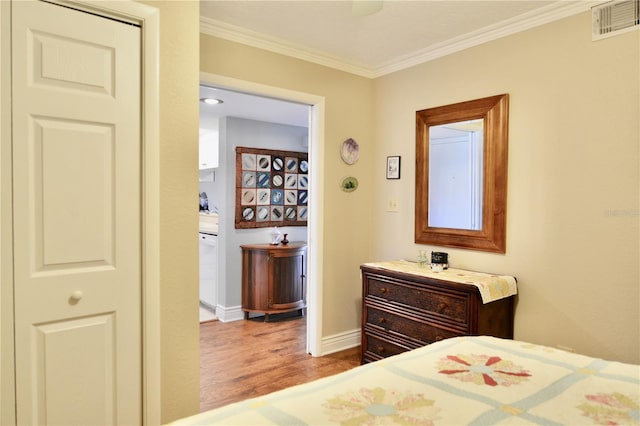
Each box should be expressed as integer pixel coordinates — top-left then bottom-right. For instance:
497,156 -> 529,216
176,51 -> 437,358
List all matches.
200,0 -> 594,78
199,85 -> 310,131
199,0 -> 595,129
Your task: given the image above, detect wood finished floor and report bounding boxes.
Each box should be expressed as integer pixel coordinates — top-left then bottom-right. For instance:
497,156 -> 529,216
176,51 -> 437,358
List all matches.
200,315 -> 361,412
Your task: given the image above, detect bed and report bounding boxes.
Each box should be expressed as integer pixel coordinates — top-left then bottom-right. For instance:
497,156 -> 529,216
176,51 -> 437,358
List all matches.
174,335 -> 640,425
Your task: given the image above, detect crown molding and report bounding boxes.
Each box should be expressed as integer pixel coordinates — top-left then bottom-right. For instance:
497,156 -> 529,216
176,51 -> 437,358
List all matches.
200,16 -> 376,78
375,1 -> 597,76
200,1 -> 597,79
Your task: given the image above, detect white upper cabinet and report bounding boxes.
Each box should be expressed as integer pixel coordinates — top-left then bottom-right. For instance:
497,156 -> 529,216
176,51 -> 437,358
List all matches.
199,129 -> 218,169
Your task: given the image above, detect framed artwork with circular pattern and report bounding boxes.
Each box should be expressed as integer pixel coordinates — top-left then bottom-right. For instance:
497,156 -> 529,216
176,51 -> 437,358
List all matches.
235,146 -> 309,229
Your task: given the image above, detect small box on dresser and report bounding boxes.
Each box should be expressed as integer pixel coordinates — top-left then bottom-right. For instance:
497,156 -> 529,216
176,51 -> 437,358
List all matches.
361,261 -> 516,364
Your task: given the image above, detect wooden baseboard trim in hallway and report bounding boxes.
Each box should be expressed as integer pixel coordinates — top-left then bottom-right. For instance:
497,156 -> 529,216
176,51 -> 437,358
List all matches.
200,315 -> 360,412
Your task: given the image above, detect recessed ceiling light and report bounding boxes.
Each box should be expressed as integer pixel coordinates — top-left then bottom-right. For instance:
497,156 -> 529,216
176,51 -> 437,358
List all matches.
200,97 -> 223,105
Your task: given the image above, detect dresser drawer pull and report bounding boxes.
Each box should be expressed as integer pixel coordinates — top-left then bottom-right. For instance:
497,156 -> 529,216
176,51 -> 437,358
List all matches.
435,335 -> 444,341
377,346 -> 385,353
380,287 -> 388,294
437,302 -> 449,313
377,317 -> 387,324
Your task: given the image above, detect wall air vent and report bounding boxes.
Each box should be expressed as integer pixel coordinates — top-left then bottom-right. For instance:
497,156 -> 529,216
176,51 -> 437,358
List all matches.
592,0 -> 639,40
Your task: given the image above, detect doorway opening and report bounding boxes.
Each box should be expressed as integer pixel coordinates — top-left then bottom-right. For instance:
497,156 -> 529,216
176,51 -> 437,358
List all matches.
197,72 -> 325,359
198,83 -> 310,322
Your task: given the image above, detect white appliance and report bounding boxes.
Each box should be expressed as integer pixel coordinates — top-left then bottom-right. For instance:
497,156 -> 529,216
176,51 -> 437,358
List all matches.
199,232 -> 218,309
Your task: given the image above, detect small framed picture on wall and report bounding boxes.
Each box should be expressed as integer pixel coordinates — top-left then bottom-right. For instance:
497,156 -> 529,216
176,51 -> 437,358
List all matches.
386,156 -> 401,179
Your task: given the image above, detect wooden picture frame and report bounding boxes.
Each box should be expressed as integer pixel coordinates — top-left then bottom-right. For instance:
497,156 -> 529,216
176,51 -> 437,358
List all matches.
235,146 -> 309,229
415,94 -> 509,253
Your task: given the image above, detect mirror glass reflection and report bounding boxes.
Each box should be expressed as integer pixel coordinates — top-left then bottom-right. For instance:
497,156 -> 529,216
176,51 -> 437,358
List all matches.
428,119 -> 483,230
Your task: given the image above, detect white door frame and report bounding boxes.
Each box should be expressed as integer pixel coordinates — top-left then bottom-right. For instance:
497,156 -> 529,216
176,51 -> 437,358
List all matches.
199,72 -> 326,357
0,3 -> 15,424
0,1 -> 161,424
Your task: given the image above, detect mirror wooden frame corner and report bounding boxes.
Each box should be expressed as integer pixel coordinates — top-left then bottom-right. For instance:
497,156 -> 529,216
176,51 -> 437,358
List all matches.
415,94 -> 509,253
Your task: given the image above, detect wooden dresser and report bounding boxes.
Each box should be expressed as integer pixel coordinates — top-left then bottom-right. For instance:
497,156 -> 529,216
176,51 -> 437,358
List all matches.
361,262 -> 516,364
241,242 -> 307,321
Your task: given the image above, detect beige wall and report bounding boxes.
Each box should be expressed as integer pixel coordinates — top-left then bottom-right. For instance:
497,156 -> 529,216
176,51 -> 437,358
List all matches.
200,36 -> 376,336
373,12 -> 639,363
139,0 -> 201,422
200,12 -> 639,365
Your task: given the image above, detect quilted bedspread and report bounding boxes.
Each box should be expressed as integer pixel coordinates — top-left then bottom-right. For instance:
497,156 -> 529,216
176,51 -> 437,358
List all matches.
174,336 -> 640,425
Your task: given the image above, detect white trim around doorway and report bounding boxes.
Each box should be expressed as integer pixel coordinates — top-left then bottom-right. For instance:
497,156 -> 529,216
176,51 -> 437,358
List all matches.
199,72 -> 325,357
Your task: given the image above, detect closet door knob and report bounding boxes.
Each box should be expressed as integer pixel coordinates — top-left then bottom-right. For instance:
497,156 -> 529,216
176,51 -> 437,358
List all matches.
69,290 -> 83,304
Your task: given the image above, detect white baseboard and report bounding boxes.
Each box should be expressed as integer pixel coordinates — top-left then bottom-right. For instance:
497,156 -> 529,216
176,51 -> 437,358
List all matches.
199,300 -> 216,312
216,305 -> 244,323
320,328 -> 361,356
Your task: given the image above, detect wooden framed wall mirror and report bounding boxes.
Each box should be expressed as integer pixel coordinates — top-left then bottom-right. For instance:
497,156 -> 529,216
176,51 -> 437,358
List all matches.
415,94 -> 509,253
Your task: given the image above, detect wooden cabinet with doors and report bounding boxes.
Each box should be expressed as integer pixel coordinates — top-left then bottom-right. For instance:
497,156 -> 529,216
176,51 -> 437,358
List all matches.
241,242 -> 307,321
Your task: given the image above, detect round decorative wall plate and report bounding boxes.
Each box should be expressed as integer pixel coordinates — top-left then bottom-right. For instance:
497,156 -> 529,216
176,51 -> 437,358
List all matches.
341,176 -> 358,192
340,138 -> 360,165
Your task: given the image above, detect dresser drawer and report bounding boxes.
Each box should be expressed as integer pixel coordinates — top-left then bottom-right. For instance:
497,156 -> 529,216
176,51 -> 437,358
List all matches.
362,332 -> 414,360
366,277 -> 468,324
365,304 -> 463,344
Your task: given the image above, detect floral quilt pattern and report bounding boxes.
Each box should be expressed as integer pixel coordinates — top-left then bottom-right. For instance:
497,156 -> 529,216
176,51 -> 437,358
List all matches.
578,392 -> 640,425
437,354 -> 531,386
322,387 -> 440,425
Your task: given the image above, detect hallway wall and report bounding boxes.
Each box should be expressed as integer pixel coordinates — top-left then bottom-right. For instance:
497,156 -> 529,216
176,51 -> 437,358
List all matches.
217,117 -> 309,317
